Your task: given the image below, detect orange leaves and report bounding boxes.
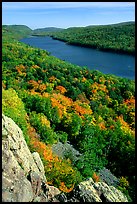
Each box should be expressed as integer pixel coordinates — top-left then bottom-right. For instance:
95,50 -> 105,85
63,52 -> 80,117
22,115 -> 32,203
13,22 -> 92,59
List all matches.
42,92 -> 50,98
110,125 -> 115,129
124,97 -> 135,108
56,85 -> 67,94
27,124 -> 76,193
92,89 -> 97,94
16,64 -> 26,72
81,77 -> 87,82
92,172 -> 100,183
49,76 -> 57,82
51,93 -> 73,118
73,100 -> 93,119
98,121 -> 106,130
28,80 -> 47,93
31,65 -> 40,69
38,84 -> 47,93
51,96 -> 64,118
59,182 -> 74,193
28,80 -> 39,89
16,64 -> 26,76
43,147 -> 53,161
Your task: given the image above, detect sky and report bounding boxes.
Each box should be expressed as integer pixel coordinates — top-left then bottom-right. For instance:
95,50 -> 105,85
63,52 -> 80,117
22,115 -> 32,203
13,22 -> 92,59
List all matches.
2,2 -> 135,29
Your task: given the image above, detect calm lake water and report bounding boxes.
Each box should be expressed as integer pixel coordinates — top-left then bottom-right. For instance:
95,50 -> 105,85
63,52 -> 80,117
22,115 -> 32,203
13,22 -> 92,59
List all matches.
20,36 -> 135,80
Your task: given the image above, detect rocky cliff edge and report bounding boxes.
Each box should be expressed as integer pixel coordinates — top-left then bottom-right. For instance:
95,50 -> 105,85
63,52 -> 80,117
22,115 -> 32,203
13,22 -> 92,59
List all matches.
2,114 -> 128,202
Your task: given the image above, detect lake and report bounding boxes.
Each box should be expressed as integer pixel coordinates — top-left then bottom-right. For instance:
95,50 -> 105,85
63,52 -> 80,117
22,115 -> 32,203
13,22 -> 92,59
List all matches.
20,36 -> 135,80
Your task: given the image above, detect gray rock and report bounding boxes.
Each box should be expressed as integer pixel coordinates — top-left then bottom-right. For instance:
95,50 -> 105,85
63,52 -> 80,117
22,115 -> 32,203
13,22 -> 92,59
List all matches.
2,114 -> 61,202
65,178 -> 128,203
2,114 -> 129,203
32,152 -> 47,182
2,114 -> 46,180
2,140 -> 34,202
99,167 -> 119,187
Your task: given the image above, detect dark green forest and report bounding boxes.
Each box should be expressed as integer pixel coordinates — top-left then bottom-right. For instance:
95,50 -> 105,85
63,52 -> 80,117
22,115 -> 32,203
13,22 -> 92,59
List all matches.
42,22 -> 135,55
2,24 -> 135,201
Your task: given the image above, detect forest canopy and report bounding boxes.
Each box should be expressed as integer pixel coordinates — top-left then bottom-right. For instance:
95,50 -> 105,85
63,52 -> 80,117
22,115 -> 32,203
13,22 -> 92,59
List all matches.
2,23 -> 135,201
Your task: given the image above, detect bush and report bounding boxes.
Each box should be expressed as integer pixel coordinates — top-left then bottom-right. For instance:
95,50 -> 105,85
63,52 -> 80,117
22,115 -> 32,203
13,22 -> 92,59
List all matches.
29,111 -> 59,144
2,88 -> 29,143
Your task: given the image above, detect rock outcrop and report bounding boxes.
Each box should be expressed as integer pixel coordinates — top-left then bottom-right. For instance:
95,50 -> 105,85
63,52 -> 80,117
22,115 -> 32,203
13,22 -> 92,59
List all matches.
2,114 -> 128,202
57,178 -> 128,202
2,114 -> 60,202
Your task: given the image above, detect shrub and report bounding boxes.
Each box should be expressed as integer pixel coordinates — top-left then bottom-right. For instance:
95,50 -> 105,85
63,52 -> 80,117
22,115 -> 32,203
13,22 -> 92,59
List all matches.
2,88 -> 29,143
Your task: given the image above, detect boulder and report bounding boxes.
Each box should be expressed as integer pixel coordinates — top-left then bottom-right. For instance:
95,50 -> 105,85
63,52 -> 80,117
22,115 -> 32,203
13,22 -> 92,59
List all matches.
2,114 -> 46,181
68,178 -> 128,202
2,140 -> 34,202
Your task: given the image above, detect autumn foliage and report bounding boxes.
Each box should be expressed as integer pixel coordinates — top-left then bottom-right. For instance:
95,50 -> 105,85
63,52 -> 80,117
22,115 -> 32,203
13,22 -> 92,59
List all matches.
2,26 -> 135,201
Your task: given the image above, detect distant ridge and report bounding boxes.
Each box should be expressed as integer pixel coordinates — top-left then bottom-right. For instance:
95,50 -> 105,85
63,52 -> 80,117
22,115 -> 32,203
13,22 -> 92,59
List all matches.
86,21 -> 135,28
3,24 -> 32,32
33,27 -> 64,33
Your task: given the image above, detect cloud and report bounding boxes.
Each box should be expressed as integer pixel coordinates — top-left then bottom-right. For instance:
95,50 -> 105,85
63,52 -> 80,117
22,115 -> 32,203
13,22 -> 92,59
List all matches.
2,2 -> 135,10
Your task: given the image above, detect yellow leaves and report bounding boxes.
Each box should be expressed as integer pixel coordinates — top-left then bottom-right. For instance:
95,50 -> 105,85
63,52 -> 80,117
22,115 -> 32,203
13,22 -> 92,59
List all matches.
40,115 -> 50,128
2,88 -> 26,114
50,92 -> 93,120
42,69 -> 47,73
127,140 -> 131,145
97,116 -> 106,130
2,81 -> 6,89
117,115 -> 134,136
42,92 -> 49,98
90,82 -> 108,94
98,76 -> 106,84
119,176 -> 129,188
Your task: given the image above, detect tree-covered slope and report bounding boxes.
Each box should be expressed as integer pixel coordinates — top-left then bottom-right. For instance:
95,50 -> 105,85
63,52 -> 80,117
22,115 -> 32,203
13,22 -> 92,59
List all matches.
2,25 -> 32,40
33,27 -> 64,34
2,26 -> 135,201
49,22 -> 135,55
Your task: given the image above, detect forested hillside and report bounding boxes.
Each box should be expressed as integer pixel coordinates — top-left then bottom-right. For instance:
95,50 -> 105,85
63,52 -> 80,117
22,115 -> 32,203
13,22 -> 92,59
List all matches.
48,22 -> 135,55
33,27 -> 64,35
2,25 -> 32,40
2,25 -> 135,201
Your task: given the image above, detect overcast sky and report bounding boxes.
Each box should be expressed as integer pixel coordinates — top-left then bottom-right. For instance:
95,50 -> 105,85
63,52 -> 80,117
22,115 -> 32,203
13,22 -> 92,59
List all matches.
2,2 -> 135,29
